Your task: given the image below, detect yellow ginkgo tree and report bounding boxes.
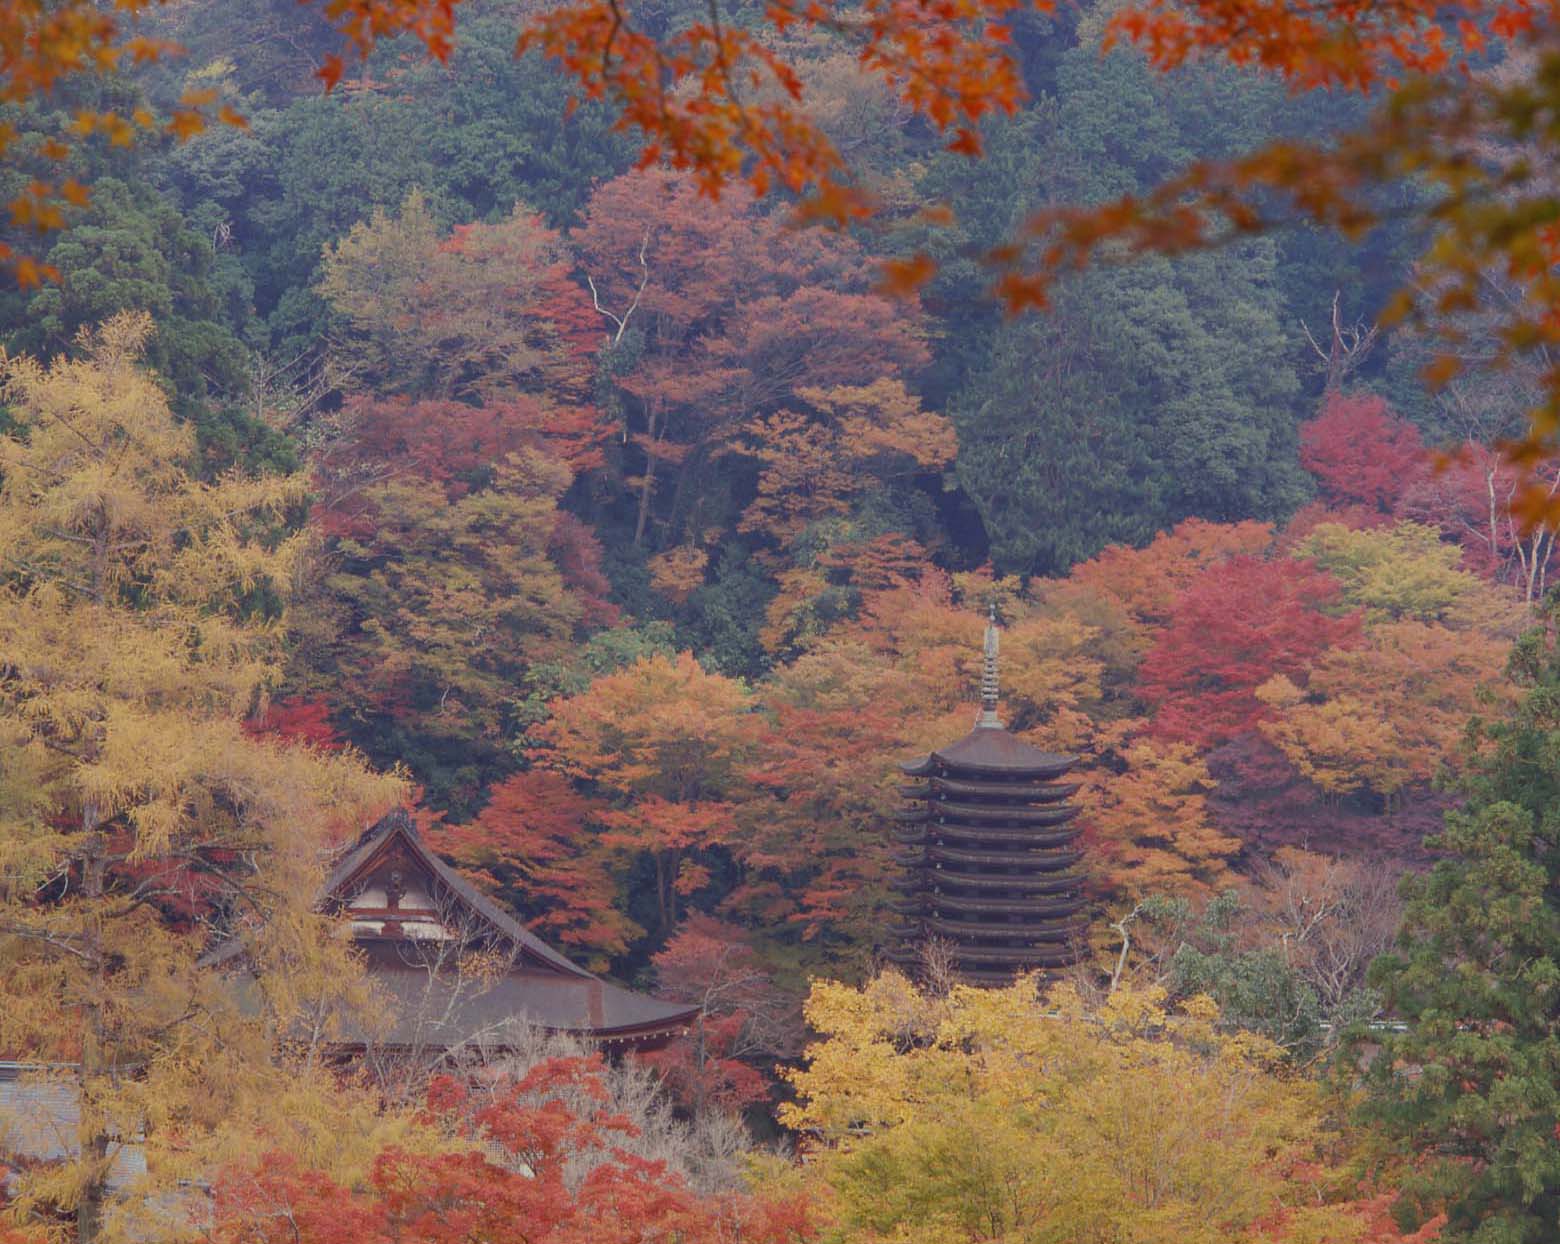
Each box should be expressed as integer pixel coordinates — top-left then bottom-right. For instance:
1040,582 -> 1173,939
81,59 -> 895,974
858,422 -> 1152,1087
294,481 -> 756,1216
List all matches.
0,314 -> 404,1243
781,972 -> 1399,1244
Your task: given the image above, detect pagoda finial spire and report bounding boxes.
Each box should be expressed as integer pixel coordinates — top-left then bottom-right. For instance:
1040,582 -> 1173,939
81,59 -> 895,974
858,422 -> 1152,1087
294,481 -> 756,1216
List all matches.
978,602 -> 1002,727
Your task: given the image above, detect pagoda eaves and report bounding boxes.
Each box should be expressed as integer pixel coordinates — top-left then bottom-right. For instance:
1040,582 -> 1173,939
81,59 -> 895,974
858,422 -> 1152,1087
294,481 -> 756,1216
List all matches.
887,610 -> 1090,984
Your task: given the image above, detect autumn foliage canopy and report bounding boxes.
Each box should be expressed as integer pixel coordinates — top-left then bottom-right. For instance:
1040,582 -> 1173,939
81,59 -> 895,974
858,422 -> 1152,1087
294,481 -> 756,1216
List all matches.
14,0 -> 1560,499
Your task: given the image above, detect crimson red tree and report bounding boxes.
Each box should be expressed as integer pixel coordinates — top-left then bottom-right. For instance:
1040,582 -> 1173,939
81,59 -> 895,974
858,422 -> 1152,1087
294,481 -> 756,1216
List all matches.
1299,392 -> 1427,515
1139,556 -> 1363,749
640,916 -> 792,1115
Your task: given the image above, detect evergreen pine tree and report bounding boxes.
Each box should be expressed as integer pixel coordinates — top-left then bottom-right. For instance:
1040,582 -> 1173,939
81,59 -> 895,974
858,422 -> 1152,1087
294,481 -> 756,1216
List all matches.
1364,614 -> 1560,1243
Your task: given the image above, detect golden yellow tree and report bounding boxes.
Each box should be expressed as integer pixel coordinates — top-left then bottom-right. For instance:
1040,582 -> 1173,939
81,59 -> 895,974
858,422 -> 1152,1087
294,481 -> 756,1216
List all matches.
0,315 -> 404,1242
782,972 -> 1382,1244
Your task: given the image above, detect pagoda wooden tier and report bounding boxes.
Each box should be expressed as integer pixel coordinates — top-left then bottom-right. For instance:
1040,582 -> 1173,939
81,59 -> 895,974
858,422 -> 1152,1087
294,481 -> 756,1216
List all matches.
886,615 -> 1089,986
207,810 -> 695,1052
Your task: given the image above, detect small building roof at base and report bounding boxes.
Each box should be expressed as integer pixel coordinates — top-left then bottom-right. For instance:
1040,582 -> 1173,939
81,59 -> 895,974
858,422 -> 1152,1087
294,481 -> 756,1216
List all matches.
208,809 -> 696,1049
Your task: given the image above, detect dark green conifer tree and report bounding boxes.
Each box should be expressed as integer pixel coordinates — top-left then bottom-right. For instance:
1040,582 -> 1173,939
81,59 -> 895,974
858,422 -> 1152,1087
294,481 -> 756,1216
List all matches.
1364,615 -> 1560,1243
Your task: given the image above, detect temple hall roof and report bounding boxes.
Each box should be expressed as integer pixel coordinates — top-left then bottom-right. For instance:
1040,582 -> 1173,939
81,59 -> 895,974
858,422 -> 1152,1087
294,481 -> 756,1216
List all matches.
207,809 -> 696,1048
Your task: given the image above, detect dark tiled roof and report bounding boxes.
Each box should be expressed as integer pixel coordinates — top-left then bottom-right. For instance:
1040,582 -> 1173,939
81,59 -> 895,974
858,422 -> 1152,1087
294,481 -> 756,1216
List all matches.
205,809 -> 696,1045
901,723 -> 1076,778
343,954 -> 699,1046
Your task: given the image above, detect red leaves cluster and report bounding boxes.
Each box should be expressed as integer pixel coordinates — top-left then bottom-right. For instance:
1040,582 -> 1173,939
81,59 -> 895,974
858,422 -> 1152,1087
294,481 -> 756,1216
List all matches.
1300,392 -> 1428,515
311,396 -> 553,540
428,771 -> 635,956
639,916 -> 787,1113
1070,517 -> 1276,631
1294,390 -> 1560,599
1138,555 -> 1363,749
214,1057 -> 810,1244
244,698 -> 346,752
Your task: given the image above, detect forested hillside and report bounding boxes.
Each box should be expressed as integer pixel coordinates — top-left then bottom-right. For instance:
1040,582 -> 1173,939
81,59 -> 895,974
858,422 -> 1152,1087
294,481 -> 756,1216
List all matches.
5,0 -> 1560,1239
2,0 -> 1545,1073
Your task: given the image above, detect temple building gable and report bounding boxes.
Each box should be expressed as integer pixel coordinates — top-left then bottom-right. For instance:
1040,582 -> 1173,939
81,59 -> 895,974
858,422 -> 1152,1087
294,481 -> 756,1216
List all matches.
208,809 -> 695,1050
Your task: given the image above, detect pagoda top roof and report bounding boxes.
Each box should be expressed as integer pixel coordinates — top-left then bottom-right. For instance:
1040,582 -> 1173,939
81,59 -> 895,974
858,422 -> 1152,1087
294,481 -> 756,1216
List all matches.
901,723 -> 1077,778
899,608 -> 1077,778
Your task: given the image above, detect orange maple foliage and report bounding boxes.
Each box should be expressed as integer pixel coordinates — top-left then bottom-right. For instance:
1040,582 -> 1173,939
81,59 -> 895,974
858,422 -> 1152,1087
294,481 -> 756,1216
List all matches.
1257,619 -> 1513,801
426,770 -> 637,961
0,0 -> 188,283
1082,728 -> 1241,901
531,652 -> 759,937
648,545 -> 712,602
735,637 -> 927,948
518,0 -> 1037,218
737,381 -> 955,545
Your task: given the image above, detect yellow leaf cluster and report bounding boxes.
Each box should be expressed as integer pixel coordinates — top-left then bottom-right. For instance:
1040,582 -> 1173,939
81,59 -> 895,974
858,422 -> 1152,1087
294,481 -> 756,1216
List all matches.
783,972 -> 1367,1244
0,317 -> 407,1240
1297,521 -> 1519,629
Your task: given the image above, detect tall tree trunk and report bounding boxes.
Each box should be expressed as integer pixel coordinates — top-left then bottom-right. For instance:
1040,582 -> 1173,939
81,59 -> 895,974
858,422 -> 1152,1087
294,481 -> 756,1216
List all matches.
653,852 -> 673,940
665,442 -> 703,548
77,811 -> 109,1244
634,403 -> 661,548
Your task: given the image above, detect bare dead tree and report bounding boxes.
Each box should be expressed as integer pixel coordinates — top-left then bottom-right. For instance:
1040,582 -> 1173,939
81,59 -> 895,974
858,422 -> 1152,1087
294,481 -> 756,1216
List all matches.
239,345 -> 351,440
1107,903 -> 1144,996
1301,290 -> 1380,392
1396,266 -> 1560,605
917,936 -> 960,998
586,228 -> 651,348
1253,852 -> 1402,1016
584,228 -> 663,543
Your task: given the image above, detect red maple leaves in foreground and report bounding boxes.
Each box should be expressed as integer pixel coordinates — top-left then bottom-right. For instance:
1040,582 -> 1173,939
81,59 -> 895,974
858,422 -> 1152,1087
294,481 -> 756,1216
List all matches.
214,1057 -> 808,1244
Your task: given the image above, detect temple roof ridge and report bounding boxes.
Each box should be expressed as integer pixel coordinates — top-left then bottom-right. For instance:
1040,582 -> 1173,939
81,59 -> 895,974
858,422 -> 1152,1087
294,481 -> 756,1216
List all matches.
204,808 -> 697,1044
321,807 -> 590,978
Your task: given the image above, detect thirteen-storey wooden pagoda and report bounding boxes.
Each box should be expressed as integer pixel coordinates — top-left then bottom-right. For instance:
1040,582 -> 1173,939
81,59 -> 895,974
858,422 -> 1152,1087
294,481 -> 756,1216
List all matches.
887,610 -> 1088,983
